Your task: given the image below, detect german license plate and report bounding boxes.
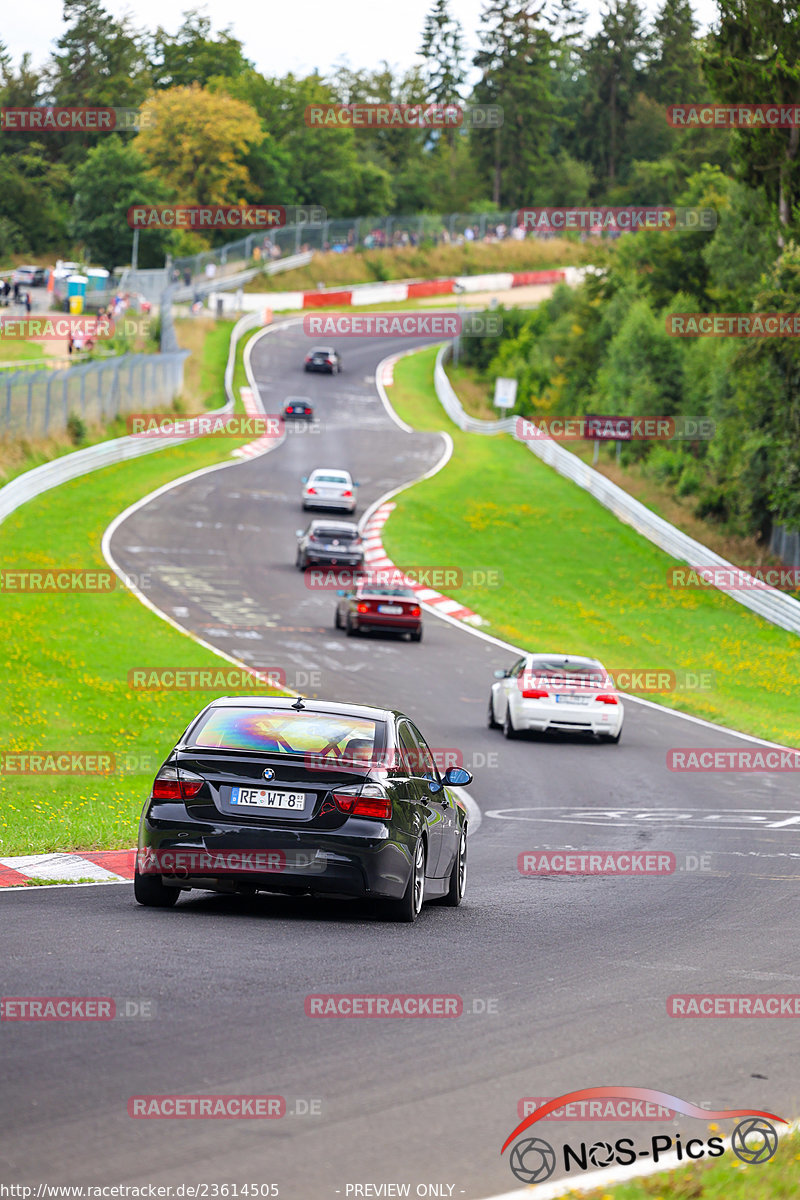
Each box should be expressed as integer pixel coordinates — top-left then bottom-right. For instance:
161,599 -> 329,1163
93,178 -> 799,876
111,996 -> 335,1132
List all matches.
378,604 -> 403,614
554,694 -> 590,705
230,787 -> 306,810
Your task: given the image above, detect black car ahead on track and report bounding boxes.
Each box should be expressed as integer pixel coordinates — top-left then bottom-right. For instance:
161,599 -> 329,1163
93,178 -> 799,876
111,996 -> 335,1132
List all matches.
304,346 -> 342,374
284,397 -> 314,420
134,697 -> 471,922
295,519 -> 364,569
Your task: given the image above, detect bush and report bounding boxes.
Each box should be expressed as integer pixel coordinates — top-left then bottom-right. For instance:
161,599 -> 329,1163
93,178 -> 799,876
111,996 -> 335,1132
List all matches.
66,412 -> 88,446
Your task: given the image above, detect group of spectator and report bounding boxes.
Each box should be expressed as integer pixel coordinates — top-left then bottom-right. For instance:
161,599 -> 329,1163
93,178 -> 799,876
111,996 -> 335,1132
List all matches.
0,278 -> 33,310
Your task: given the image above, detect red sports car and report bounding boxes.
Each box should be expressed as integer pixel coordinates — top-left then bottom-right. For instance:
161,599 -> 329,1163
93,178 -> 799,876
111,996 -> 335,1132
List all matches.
335,582 -> 423,641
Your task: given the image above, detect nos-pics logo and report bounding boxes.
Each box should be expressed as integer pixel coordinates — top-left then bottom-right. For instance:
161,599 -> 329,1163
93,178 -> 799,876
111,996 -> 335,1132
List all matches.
501,1087 -> 785,1185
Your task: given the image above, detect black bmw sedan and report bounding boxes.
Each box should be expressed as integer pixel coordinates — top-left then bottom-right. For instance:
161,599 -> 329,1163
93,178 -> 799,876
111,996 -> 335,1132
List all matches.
135,697 -> 471,922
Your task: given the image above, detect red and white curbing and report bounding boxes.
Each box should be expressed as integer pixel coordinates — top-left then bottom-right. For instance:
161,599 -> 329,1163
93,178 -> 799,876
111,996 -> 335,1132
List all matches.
0,849 -> 135,888
362,502 -> 483,625
231,387 -> 279,460
232,267 -> 583,315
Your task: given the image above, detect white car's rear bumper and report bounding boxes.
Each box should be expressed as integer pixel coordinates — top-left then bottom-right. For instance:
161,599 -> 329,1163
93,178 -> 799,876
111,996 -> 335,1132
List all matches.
513,700 -> 624,736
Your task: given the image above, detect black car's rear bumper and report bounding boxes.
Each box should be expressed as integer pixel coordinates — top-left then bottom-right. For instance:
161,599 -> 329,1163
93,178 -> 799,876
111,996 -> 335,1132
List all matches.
306,553 -> 364,566
138,811 -> 416,900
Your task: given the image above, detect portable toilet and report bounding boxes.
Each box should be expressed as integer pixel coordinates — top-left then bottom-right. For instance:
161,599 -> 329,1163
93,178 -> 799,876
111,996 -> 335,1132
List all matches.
67,274 -> 88,314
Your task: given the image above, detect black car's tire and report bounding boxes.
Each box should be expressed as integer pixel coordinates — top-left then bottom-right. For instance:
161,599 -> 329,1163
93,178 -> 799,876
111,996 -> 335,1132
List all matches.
335,608 -> 343,629
382,838 -> 426,923
134,865 -> 180,908
345,614 -> 357,637
601,728 -> 622,744
442,826 -> 467,907
296,552 -> 306,570
487,694 -> 499,728
410,628 -> 422,642
503,706 -> 519,739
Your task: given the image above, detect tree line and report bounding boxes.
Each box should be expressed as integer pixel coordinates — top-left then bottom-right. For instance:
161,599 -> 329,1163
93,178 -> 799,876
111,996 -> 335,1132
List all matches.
0,0 -> 756,268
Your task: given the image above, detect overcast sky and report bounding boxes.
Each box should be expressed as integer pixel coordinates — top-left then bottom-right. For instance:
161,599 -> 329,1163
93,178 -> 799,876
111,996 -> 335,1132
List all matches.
4,0 -> 721,80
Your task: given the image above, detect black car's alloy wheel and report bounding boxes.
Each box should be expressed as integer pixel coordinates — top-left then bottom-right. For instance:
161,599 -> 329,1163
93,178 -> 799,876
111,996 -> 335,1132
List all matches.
442,827 -> 467,907
382,838 -> 425,923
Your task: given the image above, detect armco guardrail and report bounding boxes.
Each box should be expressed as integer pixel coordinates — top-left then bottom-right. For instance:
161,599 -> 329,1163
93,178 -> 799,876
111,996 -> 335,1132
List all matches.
434,344 -> 800,637
0,310 -> 263,529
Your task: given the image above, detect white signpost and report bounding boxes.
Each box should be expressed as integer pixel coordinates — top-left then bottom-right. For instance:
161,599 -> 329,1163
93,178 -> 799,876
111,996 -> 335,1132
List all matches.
494,377 -> 518,408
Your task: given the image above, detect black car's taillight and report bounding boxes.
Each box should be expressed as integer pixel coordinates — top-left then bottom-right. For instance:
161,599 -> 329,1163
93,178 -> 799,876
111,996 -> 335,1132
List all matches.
332,782 -> 392,820
151,765 -> 204,800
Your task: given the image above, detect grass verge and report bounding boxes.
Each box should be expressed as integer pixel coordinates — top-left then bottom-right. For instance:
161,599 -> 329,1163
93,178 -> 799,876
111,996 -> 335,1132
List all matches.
0,322 -> 283,858
381,346 -> 799,747
445,357 -> 795,580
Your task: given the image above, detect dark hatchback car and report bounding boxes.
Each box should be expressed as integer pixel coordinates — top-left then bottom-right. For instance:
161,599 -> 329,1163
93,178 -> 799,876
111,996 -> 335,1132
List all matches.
296,520 -> 364,569
335,582 -> 423,641
284,397 -> 314,420
134,697 -> 471,922
304,346 -> 342,374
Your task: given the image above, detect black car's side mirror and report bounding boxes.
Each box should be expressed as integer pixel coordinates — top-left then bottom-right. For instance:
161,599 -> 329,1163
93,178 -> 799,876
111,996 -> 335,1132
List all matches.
443,766 -> 473,786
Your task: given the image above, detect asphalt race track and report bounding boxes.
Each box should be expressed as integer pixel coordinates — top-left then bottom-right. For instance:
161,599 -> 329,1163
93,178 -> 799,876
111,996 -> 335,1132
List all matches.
4,321 -> 800,1198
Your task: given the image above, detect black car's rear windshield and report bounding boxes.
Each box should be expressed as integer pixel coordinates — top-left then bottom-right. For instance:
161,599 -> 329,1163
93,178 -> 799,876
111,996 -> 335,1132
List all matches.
187,707 -> 385,760
311,526 -> 359,540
